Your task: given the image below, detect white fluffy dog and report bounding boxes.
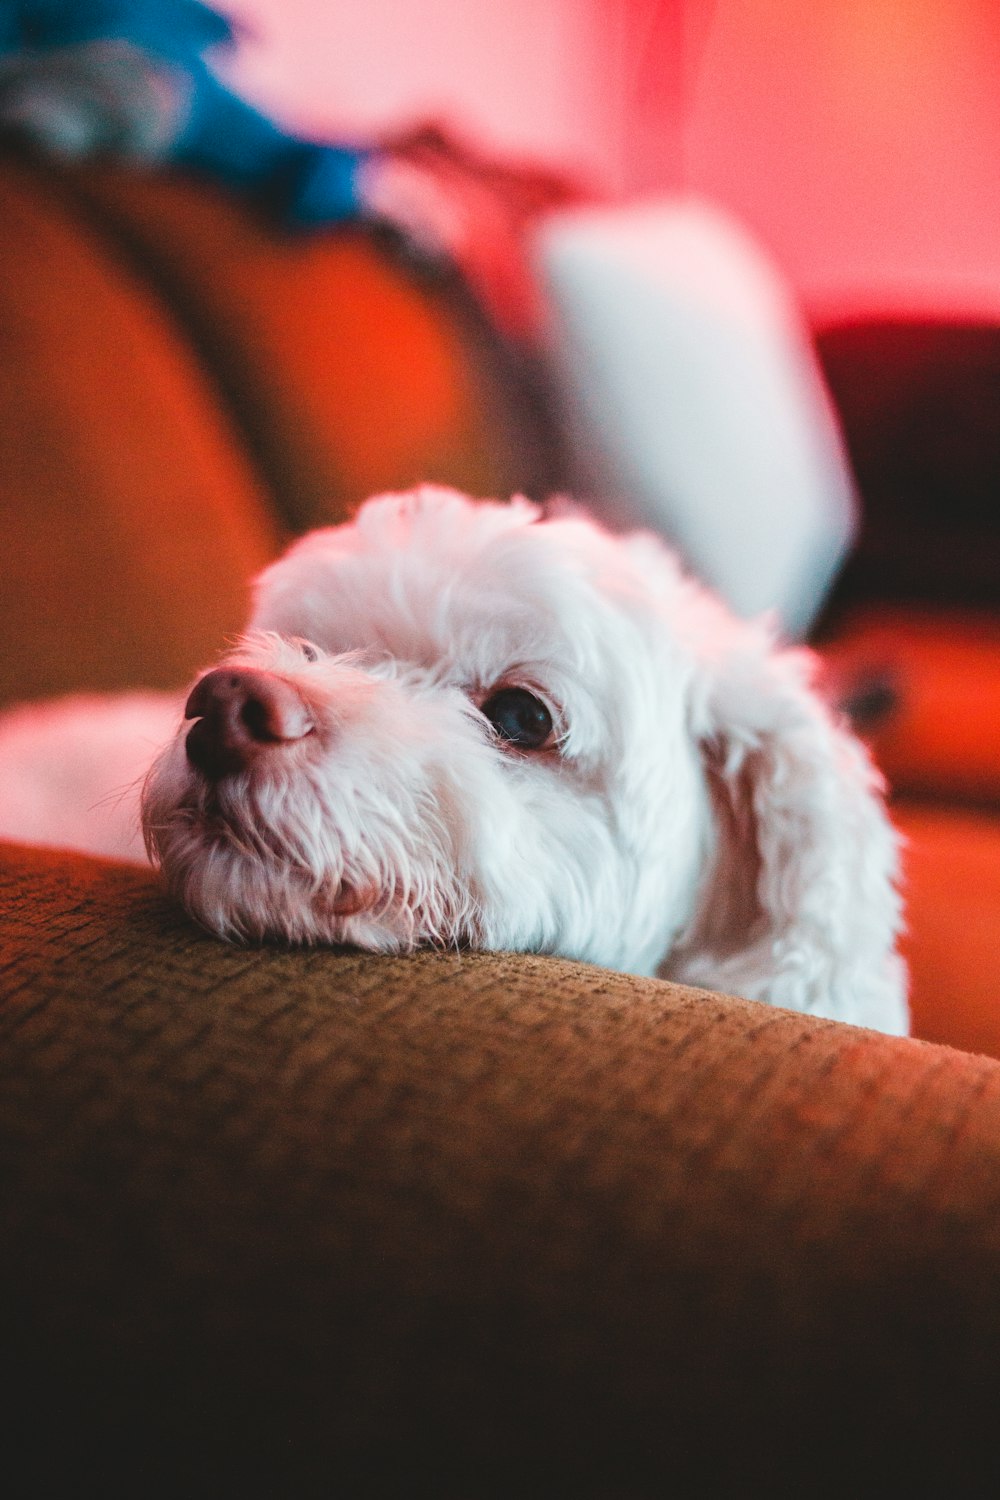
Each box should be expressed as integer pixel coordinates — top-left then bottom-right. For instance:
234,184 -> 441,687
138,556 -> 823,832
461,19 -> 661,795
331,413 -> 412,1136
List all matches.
0,487 -> 906,1032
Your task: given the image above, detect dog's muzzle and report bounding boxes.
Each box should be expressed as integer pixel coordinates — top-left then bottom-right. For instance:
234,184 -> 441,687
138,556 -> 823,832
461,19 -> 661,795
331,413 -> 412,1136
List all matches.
184,667 -> 314,780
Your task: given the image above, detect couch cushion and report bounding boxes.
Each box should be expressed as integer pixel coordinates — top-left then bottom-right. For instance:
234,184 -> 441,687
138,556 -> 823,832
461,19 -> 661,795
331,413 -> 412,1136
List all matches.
895,800 -> 1000,1057
823,606 -> 1000,803
59,161 -> 557,532
0,146 -> 279,705
4,839 -> 1000,1492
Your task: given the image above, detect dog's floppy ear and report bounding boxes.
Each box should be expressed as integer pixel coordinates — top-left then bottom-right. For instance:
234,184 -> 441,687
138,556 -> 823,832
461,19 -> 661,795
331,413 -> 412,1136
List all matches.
672,618 -> 907,1033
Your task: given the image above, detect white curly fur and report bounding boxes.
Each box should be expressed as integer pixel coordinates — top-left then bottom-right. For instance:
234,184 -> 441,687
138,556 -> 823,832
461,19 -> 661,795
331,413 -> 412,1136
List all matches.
0,487 -> 907,1032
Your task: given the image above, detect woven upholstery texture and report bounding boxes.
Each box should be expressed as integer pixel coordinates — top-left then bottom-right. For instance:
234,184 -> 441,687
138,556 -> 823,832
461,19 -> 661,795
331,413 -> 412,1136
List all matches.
4,840 -> 1000,1493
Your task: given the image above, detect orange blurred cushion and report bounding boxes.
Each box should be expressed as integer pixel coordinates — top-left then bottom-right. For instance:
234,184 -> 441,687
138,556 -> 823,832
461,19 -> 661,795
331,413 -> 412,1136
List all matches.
0,147 -> 279,705
824,607 -> 1000,803
896,800 -> 1000,1059
61,162 -> 545,533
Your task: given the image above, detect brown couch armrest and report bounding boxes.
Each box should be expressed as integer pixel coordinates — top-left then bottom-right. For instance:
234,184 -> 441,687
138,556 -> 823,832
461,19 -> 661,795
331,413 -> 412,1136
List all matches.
3,840 -> 1000,1493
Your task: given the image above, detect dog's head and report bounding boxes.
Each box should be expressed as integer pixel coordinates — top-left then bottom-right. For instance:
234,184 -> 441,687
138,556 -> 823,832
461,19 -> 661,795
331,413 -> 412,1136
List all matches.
142,487 -> 905,1030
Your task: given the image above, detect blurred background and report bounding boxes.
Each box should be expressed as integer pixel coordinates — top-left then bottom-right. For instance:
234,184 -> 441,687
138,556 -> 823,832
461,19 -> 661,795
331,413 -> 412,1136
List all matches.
223,0 -> 1000,325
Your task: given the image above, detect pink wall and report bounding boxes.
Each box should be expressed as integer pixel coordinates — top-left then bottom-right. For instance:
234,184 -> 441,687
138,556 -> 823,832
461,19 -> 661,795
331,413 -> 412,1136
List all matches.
680,0 -> 1000,323
223,0 -> 1000,321
222,0 -> 629,188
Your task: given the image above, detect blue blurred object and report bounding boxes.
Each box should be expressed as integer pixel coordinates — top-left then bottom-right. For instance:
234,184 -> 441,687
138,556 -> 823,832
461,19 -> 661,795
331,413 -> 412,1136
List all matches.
0,0 -> 370,222
0,1 -> 233,62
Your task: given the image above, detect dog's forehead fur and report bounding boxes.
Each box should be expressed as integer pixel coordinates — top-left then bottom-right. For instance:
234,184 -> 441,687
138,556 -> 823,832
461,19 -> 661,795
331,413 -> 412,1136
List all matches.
251,488 -> 692,708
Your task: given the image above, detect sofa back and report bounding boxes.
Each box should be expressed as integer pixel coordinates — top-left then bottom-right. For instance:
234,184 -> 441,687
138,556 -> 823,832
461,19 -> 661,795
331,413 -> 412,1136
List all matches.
0,145 -> 546,704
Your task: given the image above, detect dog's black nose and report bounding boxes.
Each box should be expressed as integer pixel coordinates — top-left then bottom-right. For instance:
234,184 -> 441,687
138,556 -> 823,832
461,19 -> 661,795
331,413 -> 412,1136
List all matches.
184,668 -> 314,779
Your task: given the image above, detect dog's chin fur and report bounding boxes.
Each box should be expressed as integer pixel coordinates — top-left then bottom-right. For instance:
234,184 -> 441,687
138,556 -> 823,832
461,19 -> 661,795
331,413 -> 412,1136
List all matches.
140,485 -> 907,1034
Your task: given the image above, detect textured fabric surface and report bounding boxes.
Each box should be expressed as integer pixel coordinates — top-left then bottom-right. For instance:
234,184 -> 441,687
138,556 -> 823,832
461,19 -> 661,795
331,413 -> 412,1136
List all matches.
0,146 -> 278,705
3,839 -> 1000,1494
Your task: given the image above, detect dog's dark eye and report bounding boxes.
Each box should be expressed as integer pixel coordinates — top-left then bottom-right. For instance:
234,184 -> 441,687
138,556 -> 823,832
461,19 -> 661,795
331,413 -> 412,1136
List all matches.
481,687 -> 553,750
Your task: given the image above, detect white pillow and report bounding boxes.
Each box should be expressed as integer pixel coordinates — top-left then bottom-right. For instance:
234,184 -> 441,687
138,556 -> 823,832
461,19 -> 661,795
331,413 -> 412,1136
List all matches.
533,198 -> 857,636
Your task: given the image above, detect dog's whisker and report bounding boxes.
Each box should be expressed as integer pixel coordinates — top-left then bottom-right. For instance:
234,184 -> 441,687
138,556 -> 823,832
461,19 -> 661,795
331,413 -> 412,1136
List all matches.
87,771 -> 147,817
